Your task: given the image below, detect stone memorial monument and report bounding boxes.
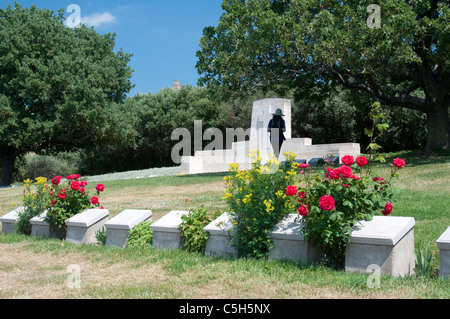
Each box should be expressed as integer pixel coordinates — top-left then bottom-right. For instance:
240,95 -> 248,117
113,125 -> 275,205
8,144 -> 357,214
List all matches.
180,98 -> 360,175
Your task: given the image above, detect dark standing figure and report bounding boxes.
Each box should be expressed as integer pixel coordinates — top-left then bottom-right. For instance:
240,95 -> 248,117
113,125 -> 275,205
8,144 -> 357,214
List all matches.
267,108 -> 286,158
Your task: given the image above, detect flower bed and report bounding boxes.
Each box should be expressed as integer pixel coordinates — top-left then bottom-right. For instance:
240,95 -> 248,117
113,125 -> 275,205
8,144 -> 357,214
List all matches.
15,174 -> 106,238
222,147 -> 406,269
286,153 -> 405,268
222,150 -> 299,258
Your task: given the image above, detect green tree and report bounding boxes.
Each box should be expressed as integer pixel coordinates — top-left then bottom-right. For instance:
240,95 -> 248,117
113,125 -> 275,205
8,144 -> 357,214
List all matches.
196,0 -> 449,152
0,3 -> 134,186
79,85 -> 219,174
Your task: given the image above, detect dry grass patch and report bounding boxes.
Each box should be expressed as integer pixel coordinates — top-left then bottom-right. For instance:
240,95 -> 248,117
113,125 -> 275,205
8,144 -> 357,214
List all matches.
0,242 -> 168,299
95,181 -> 226,220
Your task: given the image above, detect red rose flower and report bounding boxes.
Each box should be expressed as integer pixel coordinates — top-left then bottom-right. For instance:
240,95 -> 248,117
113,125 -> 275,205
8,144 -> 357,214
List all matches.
298,204 -> 309,216
300,163 -> 309,169
286,185 -> 298,196
326,167 -> 340,180
393,158 -> 405,169
71,181 -> 81,191
356,156 -> 368,167
79,187 -> 86,194
67,174 -> 76,180
382,202 -> 393,216
298,191 -> 307,200
58,192 -> 66,200
341,155 -> 354,166
339,165 -> 353,179
50,200 -> 57,207
80,180 -> 88,187
319,195 -> 335,211
91,196 -> 99,205
96,184 -> 105,192
51,176 -> 62,185
373,177 -> 386,185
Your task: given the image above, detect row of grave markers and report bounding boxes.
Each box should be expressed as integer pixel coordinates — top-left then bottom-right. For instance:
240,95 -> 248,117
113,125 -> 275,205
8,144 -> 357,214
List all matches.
1,207 -> 449,278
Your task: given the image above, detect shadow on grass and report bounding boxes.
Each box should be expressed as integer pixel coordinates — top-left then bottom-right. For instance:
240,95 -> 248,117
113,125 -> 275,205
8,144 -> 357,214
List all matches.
381,149 -> 450,167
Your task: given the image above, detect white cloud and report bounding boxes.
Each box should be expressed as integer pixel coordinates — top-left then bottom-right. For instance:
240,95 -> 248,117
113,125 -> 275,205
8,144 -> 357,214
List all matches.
82,12 -> 117,28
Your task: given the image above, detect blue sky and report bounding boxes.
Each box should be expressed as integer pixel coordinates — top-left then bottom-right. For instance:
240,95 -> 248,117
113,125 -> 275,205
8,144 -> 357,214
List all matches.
4,1 -> 225,96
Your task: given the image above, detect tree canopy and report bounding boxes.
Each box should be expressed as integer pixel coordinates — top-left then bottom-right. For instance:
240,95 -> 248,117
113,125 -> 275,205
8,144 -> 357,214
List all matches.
0,3 -> 134,186
196,0 -> 450,151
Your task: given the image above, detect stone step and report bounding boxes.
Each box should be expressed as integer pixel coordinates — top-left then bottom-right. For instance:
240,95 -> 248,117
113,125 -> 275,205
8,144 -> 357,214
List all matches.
30,210 -> 66,239
203,212 -> 237,258
268,214 -> 322,263
437,226 -> 450,279
204,213 -> 415,277
0,207 -> 25,234
104,209 -> 152,247
65,209 -> 109,245
150,210 -> 189,250
30,211 -> 50,238
345,216 -> 415,277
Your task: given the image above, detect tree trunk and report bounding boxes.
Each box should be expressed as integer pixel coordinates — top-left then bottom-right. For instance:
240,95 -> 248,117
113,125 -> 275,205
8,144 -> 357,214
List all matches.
425,107 -> 449,152
0,148 -> 17,187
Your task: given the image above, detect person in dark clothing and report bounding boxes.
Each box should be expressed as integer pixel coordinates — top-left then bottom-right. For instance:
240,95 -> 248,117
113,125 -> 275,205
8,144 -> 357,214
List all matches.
267,108 -> 286,158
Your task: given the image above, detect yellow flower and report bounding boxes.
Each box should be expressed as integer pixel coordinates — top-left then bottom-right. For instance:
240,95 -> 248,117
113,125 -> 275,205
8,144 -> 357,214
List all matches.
264,199 -> 275,213
222,192 -> 233,200
35,177 -> 47,186
283,151 -> 297,161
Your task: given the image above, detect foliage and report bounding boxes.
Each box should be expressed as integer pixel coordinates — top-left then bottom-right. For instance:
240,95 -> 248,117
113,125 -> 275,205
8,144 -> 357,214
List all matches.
294,154 -> 404,268
196,0 -> 450,151
16,177 -> 50,235
414,243 -> 434,278
292,107 -> 406,268
95,226 -> 107,246
365,102 -> 390,161
13,152 -> 81,182
291,86 -> 428,153
0,3 -> 134,186
44,175 -> 105,229
126,221 -> 153,248
223,150 -> 299,258
79,86 -> 219,175
178,205 -> 222,253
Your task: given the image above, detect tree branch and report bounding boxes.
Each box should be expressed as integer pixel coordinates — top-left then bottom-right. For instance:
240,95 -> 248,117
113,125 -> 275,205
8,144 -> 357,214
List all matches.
331,69 -> 427,112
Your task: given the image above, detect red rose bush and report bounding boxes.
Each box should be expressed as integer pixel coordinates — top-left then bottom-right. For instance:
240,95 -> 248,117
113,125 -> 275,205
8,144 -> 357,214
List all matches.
45,174 -> 105,230
287,155 -> 405,268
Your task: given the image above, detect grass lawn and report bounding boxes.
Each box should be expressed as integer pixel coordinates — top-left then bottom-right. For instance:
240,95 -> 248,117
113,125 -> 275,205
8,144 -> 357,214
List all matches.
0,150 -> 449,299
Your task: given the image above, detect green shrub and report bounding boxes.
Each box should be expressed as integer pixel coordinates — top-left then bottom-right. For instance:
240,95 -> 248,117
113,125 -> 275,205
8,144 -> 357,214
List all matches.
16,177 -> 51,235
45,175 -> 105,230
296,105 -> 405,269
14,153 -> 80,182
95,226 -> 107,246
178,205 -> 222,253
414,243 -> 434,278
223,150 -> 299,259
126,222 -> 153,248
